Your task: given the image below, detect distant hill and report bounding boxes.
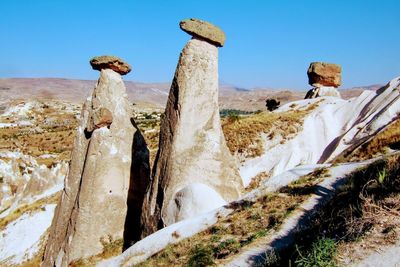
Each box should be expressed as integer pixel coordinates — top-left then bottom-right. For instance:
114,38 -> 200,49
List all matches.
0,78 -> 382,111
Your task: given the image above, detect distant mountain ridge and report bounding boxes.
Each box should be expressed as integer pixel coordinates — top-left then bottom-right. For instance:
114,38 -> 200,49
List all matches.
0,78 -> 381,111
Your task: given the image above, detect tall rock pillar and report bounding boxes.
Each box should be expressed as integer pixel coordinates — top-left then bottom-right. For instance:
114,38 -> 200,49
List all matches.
141,19 -> 243,237
42,56 -> 149,266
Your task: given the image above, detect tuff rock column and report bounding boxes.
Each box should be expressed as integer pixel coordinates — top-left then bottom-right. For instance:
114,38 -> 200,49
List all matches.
141,18 -> 243,237
305,62 -> 342,99
42,56 -> 149,266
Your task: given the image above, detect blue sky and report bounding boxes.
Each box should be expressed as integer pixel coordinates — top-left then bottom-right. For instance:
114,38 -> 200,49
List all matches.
0,0 -> 399,89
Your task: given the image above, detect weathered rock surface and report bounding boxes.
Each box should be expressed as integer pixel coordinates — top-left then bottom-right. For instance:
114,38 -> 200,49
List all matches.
304,86 -> 341,99
180,18 -> 226,47
87,107 -> 113,132
141,37 -> 243,237
43,67 -> 149,265
90,55 -> 132,75
307,62 -> 341,87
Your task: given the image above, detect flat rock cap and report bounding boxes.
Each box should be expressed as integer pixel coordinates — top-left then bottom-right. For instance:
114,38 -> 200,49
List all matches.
307,62 -> 342,87
179,18 -> 226,47
90,55 -> 131,75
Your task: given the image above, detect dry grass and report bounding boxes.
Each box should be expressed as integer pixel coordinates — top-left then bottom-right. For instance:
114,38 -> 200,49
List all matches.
335,118 -> 400,163
137,194 -> 306,267
135,165 -> 334,267
0,192 -> 60,231
222,103 -> 319,158
289,154 -> 400,266
336,194 -> 400,264
70,237 -> 124,267
246,171 -> 271,192
0,101 -> 79,166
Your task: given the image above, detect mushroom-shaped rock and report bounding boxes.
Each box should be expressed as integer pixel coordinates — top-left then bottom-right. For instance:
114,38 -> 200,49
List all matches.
180,18 -> 226,47
43,67 -> 149,265
90,55 -> 132,75
141,20 -> 242,238
307,62 -> 341,88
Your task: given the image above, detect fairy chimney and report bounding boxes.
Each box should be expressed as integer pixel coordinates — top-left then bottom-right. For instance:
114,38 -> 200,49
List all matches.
140,18 -> 243,237
42,56 -> 149,266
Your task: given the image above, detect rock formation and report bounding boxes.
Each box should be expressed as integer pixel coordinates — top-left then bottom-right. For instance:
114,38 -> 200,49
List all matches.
90,55 -> 132,75
141,19 -> 243,237
305,62 -> 341,99
179,18 -> 226,47
42,56 -> 149,266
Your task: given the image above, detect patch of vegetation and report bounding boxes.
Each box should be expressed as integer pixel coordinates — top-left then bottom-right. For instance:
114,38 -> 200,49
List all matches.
335,118 -> 400,162
295,238 -> 337,267
70,236 -> 124,267
279,167 -> 330,196
220,109 -> 254,118
188,244 -> 215,267
285,153 -> 400,266
222,104 -> 319,158
246,171 -> 271,192
138,191 -> 309,267
136,162 -> 341,266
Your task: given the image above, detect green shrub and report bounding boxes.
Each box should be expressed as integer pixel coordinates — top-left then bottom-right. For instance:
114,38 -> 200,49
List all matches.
227,112 -> 240,123
377,168 -> 387,184
295,238 -> 337,267
188,244 -> 215,267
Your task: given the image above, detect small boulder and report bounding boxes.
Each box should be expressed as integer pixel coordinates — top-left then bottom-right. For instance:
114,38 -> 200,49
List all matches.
90,55 -> 131,75
307,62 -> 341,87
180,18 -> 226,47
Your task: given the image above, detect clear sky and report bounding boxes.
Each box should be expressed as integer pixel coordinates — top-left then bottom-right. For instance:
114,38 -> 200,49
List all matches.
0,0 -> 399,89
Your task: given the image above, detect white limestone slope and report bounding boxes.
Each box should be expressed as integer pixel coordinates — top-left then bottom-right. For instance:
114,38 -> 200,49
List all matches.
240,76 -> 400,186
0,204 -> 56,265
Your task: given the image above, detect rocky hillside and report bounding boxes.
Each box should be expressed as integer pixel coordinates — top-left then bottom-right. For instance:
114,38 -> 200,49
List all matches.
0,77 -> 398,266
95,75 -> 399,267
0,78 -> 375,112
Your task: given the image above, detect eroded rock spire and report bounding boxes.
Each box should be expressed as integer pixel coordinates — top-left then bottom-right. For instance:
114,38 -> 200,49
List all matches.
42,56 -> 149,266
141,18 -> 243,237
